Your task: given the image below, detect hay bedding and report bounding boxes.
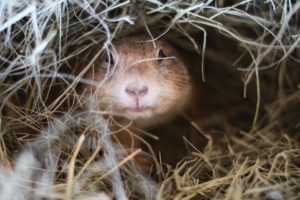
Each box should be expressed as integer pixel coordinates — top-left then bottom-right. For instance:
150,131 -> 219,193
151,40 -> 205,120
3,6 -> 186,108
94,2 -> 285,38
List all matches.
0,0 -> 299,199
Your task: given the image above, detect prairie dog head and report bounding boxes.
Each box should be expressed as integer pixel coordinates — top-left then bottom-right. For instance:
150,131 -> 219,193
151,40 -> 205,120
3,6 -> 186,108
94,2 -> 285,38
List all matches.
83,36 -> 191,125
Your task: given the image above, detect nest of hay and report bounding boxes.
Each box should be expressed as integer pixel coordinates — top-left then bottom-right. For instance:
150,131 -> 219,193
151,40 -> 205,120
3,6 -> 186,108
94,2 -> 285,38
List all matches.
0,1 -> 299,199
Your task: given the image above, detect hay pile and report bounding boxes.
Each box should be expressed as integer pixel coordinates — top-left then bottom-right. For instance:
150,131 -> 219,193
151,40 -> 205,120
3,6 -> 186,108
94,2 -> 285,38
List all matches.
0,0 -> 299,199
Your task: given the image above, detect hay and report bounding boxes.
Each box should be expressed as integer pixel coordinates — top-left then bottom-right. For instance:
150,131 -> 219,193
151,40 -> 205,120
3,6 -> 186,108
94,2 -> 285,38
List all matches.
0,0 -> 299,199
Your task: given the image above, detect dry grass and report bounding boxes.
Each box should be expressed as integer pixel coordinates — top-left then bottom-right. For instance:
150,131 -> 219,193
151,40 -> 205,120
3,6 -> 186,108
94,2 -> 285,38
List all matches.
0,0 -> 299,199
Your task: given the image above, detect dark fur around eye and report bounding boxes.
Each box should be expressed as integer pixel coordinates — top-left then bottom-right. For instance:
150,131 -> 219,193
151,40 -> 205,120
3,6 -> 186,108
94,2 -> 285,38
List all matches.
104,52 -> 115,67
158,49 -> 166,60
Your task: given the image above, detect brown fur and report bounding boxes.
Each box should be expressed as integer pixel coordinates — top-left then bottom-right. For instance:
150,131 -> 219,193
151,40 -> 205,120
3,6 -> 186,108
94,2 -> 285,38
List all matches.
77,35 -> 192,173
80,36 -> 191,128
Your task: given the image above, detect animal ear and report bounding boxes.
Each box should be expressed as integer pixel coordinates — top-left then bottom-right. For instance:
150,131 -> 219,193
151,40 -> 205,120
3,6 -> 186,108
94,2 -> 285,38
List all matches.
157,49 -> 166,60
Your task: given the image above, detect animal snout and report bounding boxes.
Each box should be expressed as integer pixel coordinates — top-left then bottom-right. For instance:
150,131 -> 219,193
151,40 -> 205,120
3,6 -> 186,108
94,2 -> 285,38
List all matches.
125,85 -> 149,98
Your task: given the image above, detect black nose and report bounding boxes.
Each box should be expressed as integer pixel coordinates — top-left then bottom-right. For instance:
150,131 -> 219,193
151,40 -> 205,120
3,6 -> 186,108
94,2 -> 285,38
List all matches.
125,86 -> 148,97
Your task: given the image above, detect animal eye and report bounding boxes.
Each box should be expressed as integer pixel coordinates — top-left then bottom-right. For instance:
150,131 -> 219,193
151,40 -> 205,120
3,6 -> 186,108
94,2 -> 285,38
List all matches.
157,49 -> 166,60
104,52 -> 115,68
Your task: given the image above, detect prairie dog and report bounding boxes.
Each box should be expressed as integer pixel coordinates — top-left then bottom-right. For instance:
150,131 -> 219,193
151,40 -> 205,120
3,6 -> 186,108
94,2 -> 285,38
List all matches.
81,36 -> 191,127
